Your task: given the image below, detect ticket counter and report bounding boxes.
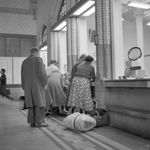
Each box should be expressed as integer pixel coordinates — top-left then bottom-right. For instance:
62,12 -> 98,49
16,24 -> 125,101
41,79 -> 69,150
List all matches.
104,79 -> 150,139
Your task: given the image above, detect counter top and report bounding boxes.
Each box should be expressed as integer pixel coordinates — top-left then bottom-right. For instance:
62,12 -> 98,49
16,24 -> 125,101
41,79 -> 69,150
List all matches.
105,79 -> 150,88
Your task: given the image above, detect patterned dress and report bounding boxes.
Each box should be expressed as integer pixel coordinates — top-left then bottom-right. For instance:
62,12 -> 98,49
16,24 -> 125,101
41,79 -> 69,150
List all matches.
67,76 -> 93,111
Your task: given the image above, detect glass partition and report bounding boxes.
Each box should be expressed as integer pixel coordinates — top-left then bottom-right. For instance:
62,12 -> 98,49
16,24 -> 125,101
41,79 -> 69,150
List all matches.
112,0 -> 150,79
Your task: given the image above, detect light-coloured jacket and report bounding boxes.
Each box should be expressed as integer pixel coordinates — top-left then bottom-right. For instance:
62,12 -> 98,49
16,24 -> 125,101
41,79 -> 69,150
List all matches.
45,64 -> 59,77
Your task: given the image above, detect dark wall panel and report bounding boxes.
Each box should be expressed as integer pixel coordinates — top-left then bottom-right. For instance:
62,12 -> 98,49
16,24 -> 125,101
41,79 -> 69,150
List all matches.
6,37 -> 20,56
20,38 -> 33,57
0,34 -> 36,57
0,37 -> 5,56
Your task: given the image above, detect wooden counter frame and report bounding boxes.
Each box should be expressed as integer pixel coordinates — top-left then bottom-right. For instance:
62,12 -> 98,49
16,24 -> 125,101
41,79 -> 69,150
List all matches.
105,79 -> 150,88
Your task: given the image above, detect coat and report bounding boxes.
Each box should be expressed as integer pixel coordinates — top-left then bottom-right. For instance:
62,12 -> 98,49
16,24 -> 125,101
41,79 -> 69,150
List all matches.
45,70 -> 67,110
21,55 -> 48,108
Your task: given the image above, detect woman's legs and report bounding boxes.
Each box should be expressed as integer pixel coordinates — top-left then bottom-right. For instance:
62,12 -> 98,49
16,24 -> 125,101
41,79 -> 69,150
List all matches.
67,106 -> 74,115
59,105 -> 68,114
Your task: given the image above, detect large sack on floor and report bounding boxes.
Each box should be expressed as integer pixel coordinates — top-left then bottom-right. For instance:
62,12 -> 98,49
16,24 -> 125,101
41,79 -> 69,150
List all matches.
63,112 -> 96,132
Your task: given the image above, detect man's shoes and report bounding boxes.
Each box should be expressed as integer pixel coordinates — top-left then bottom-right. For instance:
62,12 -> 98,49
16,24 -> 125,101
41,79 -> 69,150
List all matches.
30,123 -> 36,127
35,123 -> 48,127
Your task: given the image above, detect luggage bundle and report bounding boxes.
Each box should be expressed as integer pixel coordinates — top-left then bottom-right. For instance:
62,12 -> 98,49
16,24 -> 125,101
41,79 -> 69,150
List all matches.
63,112 -> 96,132
63,109 -> 110,132
19,96 -> 26,110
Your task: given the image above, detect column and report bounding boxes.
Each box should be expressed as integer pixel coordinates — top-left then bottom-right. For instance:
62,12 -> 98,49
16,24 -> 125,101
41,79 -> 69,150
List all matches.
50,32 -> 54,60
95,0 -> 112,108
134,9 -> 145,69
66,17 -> 78,73
66,18 -> 73,73
53,32 -> 59,61
95,0 -> 112,80
58,31 -> 67,74
71,18 -> 78,65
111,0 -> 124,79
47,23 -> 51,65
66,0 -> 78,73
50,32 -> 59,62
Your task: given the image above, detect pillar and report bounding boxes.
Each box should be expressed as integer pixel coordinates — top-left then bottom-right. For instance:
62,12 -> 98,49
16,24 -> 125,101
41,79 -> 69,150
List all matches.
66,0 -> 78,73
50,32 -> 59,62
66,17 -> 78,73
95,0 -> 112,108
71,18 -> 78,65
58,31 -> 67,74
95,0 -> 112,80
112,0 -> 124,79
134,9 -> 145,69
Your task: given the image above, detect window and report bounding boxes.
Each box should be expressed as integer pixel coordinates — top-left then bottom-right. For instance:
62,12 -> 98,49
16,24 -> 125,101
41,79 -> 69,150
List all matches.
42,26 -> 47,43
58,0 -> 66,20
112,0 -> 150,79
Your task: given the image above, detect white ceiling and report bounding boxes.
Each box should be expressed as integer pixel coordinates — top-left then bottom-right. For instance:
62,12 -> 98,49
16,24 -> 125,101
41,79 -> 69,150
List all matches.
121,0 -> 150,22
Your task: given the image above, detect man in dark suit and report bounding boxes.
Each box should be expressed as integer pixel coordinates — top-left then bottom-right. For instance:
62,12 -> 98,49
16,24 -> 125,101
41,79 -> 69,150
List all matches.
0,69 -> 13,100
0,69 -> 6,96
21,47 -> 48,127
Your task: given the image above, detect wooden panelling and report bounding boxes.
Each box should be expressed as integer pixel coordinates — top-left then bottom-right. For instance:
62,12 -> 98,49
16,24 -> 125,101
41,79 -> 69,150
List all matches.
20,38 -> 33,57
0,37 -> 5,56
6,37 -> 20,56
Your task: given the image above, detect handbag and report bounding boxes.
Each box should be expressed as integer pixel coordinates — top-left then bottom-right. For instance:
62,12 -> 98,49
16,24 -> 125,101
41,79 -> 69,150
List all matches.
19,96 -> 26,110
6,89 -> 11,95
93,110 -> 110,127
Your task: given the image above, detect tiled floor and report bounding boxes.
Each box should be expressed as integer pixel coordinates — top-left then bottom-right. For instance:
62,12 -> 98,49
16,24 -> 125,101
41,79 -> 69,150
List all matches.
0,95 -> 149,150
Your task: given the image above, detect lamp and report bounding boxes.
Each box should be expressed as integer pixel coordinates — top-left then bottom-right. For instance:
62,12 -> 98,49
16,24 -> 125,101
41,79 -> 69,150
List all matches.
31,2 -> 38,10
146,21 -> 150,25
62,27 -> 67,31
127,1 -> 150,9
82,6 -> 95,16
40,46 -> 47,51
53,21 -> 66,31
73,0 -> 95,16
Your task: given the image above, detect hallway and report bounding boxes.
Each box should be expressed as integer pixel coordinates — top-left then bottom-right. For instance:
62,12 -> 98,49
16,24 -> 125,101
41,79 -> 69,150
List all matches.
0,96 -> 149,150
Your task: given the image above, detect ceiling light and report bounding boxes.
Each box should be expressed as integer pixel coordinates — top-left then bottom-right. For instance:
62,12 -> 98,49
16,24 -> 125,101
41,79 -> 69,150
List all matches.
62,27 -> 67,31
82,6 -> 95,16
73,0 -> 95,16
40,46 -> 47,51
146,21 -> 150,25
122,18 -> 124,21
127,1 -> 150,9
54,21 -> 66,31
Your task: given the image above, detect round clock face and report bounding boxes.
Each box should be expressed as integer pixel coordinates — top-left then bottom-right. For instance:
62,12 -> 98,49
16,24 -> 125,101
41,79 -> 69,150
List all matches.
128,47 -> 142,61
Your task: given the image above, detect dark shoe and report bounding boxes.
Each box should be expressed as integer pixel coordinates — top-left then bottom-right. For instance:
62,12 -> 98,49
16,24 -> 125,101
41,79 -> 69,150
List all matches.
61,109 -> 68,115
35,123 -> 48,127
30,123 -> 36,127
45,112 -> 51,116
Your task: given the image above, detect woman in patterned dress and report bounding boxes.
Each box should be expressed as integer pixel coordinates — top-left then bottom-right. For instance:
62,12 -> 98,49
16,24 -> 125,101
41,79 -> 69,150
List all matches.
67,55 -> 96,115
